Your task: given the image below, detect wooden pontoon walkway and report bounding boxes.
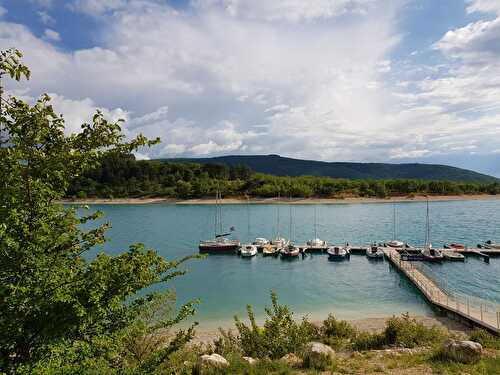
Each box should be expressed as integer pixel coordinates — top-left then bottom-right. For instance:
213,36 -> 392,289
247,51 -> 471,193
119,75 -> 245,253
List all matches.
384,248 -> 500,335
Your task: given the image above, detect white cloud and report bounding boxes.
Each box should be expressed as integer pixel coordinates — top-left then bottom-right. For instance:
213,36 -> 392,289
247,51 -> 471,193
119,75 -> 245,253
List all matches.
43,28 -> 61,41
193,0 -> 378,22
69,0 -> 128,16
466,0 -> 500,14
434,18 -> 500,62
0,6 -> 7,17
44,93 -> 128,135
1,0 -> 500,170
38,10 -> 55,25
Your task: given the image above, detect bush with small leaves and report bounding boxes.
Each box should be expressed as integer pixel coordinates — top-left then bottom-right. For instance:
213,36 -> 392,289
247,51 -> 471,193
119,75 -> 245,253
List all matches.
352,331 -> 385,351
383,313 -> 445,348
228,292 -> 319,360
468,329 -> 500,350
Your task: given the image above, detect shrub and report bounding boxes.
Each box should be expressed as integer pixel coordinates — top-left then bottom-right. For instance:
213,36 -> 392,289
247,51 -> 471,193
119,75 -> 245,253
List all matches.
226,292 -> 318,360
303,352 -> 335,371
352,314 -> 446,351
214,328 -> 243,357
469,329 -> 500,350
352,331 -> 385,351
319,314 -> 357,350
383,313 -> 445,348
321,314 -> 356,339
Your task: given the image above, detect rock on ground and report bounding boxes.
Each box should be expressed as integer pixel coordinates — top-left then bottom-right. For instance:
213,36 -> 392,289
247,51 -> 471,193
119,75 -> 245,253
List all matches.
197,353 -> 229,373
242,356 -> 257,365
441,340 -> 482,364
304,341 -> 335,367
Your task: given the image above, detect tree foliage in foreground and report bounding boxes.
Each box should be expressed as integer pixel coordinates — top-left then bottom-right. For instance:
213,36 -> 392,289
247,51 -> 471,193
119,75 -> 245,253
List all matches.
0,49 -> 199,373
68,153 -> 500,199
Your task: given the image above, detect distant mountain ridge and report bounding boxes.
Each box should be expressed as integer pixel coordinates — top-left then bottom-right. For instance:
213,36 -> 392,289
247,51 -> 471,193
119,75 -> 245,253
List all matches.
160,154 -> 498,183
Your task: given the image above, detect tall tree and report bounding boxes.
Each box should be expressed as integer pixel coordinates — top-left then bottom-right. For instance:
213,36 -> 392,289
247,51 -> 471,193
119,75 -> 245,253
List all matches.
0,49 -> 198,372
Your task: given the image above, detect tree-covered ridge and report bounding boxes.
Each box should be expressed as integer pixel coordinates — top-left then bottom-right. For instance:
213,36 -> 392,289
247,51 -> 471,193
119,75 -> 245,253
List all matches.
68,154 -> 500,199
161,154 -> 498,183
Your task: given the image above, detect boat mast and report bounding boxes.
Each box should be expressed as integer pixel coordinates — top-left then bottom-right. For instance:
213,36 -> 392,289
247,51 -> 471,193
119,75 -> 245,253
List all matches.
214,188 -> 218,237
393,203 -> 397,241
219,190 -> 223,235
289,200 -> 292,241
247,195 -> 250,241
424,198 -> 431,249
277,191 -> 280,239
314,205 -> 317,239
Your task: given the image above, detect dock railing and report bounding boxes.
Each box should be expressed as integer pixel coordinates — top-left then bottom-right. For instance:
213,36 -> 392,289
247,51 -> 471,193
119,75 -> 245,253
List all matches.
385,249 -> 500,332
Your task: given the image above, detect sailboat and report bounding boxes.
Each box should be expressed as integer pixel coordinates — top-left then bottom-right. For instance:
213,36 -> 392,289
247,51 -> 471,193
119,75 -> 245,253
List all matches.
271,193 -> 289,250
386,203 -> 405,248
420,199 -> 443,262
199,190 -> 240,253
281,201 -> 300,258
306,205 -> 327,252
241,197 -> 258,257
366,243 -> 384,259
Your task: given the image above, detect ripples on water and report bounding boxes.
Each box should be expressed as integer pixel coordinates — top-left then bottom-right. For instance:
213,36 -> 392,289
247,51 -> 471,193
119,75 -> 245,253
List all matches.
82,199 -> 500,323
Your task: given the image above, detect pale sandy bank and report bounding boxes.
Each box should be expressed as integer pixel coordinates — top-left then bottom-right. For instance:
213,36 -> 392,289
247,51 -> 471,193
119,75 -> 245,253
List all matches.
59,194 -> 500,205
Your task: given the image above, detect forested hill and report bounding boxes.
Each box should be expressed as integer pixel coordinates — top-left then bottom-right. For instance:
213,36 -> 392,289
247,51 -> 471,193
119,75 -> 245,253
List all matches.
67,154 -> 500,199
161,155 -> 497,183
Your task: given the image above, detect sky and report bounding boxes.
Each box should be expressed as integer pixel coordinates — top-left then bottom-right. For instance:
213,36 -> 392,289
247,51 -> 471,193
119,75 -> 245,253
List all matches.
1,0 -> 500,176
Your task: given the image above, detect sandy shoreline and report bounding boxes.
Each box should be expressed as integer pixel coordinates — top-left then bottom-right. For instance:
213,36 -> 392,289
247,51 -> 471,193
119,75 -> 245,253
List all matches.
59,194 -> 500,205
191,314 -> 470,344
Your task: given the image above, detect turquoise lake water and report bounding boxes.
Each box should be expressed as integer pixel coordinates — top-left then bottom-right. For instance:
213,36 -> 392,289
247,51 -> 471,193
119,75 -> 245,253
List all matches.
82,199 -> 500,326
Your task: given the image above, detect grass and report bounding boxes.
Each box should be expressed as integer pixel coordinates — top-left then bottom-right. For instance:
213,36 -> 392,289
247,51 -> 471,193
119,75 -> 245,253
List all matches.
161,345 -> 500,374
141,296 -> 500,374
430,354 -> 500,374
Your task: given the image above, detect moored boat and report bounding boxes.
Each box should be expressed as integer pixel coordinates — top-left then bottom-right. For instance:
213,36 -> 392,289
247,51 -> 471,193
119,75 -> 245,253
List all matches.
199,237 -> 241,253
262,244 -> 280,256
419,199 -> 442,262
444,243 -> 465,250
386,240 -> 405,248
480,240 -> 500,249
240,244 -> 258,257
386,204 -> 404,248
199,189 -> 240,253
327,245 -> 350,260
366,244 -> 384,259
306,238 -> 327,251
270,193 -> 289,250
307,206 -> 327,251
420,246 -> 444,262
271,237 -> 289,248
442,250 -> 465,261
253,237 -> 270,248
280,243 -> 300,258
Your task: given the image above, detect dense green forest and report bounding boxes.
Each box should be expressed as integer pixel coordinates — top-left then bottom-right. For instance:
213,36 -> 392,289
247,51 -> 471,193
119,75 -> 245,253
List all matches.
68,154 -> 500,199
163,154 -> 498,183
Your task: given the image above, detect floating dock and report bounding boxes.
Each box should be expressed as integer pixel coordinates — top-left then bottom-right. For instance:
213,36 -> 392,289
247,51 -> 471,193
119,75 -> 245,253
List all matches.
384,247 -> 500,335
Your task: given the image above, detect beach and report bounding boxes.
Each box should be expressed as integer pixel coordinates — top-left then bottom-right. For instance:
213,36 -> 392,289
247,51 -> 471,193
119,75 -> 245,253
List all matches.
59,194 -> 500,205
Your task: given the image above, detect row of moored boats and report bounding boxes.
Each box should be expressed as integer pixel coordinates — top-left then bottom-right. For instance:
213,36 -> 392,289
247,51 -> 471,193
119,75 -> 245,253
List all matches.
199,193 -> 498,262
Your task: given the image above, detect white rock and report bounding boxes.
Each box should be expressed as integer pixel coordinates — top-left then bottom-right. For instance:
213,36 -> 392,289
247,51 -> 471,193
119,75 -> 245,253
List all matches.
242,356 -> 257,365
197,353 -> 229,373
304,341 -> 335,368
441,340 -> 482,364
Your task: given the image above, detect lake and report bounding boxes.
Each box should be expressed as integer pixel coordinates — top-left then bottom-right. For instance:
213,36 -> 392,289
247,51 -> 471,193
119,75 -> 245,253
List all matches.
82,199 -> 500,327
